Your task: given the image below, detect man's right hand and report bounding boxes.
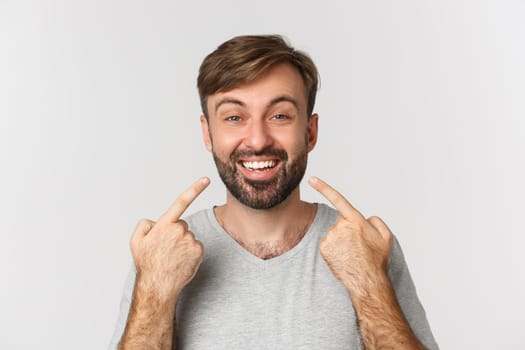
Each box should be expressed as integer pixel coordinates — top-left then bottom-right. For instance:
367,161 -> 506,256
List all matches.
130,177 -> 210,303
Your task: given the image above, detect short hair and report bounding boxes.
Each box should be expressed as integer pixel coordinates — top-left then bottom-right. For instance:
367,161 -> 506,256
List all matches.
197,35 -> 319,119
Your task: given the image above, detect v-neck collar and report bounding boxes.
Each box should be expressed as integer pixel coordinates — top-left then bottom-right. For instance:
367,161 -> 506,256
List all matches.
205,203 -> 327,267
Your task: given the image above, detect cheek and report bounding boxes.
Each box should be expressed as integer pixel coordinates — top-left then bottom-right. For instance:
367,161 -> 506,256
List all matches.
210,130 -> 241,155
278,130 -> 309,156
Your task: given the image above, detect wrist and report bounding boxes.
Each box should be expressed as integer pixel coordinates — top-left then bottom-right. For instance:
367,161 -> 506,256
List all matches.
135,273 -> 181,306
343,269 -> 392,301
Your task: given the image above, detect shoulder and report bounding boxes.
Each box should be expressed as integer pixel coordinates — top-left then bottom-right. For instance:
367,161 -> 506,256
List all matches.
181,208 -> 221,242
307,203 -> 341,238
315,202 -> 340,223
182,208 -> 214,231
183,208 -> 210,225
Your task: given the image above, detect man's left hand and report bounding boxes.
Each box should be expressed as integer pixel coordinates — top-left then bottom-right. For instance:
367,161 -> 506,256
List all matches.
308,176 -> 394,297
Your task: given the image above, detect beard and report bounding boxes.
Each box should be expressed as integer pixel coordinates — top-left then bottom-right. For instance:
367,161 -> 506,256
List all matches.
212,145 -> 308,210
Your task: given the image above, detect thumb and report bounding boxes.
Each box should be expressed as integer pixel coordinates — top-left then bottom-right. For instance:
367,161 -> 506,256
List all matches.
367,216 -> 393,246
131,218 -> 156,248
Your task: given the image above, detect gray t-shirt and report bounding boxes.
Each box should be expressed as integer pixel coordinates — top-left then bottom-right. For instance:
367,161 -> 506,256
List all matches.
109,203 -> 438,349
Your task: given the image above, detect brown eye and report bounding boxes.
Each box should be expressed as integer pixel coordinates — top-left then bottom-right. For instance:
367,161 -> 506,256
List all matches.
273,114 -> 288,120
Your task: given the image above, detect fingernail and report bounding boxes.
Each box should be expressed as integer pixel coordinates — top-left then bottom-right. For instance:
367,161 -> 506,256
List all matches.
309,177 -> 318,184
200,177 -> 210,185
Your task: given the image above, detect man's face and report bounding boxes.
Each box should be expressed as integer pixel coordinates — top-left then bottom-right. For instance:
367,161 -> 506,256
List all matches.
201,63 -> 318,209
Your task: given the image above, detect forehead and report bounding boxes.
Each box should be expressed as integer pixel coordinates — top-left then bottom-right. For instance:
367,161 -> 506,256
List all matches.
207,63 -> 308,114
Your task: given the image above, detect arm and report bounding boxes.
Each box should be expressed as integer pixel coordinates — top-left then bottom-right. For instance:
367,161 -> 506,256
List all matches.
310,177 -> 427,349
344,268 -> 426,349
119,278 -> 177,350
118,178 -> 210,350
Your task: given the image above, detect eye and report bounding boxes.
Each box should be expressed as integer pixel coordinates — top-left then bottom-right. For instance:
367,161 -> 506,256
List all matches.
226,116 -> 241,122
273,114 -> 288,120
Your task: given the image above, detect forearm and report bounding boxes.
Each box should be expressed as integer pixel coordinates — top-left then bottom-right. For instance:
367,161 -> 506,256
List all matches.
346,272 -> 426,350
118,280 -> 177,350
118,178 -> 207,349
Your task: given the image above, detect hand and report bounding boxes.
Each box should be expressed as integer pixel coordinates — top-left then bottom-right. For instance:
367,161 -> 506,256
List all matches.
130,177 -> 210,302
308,177 -> 394,296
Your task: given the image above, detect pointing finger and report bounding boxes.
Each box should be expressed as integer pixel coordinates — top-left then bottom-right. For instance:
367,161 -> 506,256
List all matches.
308,176 -> 364,221
159,177 -> 210,224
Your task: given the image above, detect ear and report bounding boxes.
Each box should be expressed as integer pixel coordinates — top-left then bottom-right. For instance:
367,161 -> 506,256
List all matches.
307,113 -> 319,152
200,115 -> 213,152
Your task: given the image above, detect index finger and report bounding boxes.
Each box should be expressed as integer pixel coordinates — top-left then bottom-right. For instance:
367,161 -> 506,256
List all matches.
308,176 -> 364,221
159,177 -> 210,223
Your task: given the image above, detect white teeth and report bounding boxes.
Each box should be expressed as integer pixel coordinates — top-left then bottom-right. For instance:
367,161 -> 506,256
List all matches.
242,160 -> 276,170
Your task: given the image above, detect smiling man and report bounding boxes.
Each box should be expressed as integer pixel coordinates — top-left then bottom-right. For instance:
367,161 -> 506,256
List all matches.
110,35 -> 438,350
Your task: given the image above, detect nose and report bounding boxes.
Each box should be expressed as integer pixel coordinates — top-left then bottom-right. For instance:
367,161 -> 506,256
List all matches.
243,118 -> 273,151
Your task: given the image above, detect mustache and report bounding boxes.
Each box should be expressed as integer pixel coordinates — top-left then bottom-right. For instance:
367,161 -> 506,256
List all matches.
231,148 -> 288,162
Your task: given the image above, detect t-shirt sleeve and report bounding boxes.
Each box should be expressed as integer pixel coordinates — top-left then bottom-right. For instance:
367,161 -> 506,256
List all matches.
388,236 -> 439,350
107,266 -> 136,350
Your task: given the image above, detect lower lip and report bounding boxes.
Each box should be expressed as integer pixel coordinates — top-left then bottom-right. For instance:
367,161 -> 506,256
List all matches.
237,162 -> 282,181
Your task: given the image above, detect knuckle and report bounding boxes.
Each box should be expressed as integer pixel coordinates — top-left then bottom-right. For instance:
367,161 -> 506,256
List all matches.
367,215 -> 378,221
319,239 -> 327,252
194,240 -> 204,255
321,233 -> 332,245
184,230 -> 197,241
319,238 -> 331,256
177,219 -> 189,231
130,234 -> 141,253
166,223 -> 184,238
327,222 -> 343,234
135,218 -> 153,231
326,227 -> 339,239
367,215 -> 381,224
351,219 -> 365,232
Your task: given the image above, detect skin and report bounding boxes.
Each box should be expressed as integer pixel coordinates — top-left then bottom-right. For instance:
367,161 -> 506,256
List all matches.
309,177 -> 427,349
119,178 -> 210,350
201,63 -> 319,255
119,63 -> 427,349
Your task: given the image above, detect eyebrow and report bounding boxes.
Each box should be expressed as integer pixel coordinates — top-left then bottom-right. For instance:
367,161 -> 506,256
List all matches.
214,95 -> 299,114
214,98 -> 245,114
270,95 -> 299,109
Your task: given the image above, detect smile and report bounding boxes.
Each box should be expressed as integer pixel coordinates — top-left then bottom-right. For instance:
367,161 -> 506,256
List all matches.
236,158 -> 282,181
241,160 -> 278,171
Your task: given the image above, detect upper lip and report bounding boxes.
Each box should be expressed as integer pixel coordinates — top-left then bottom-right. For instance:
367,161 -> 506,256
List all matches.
238,157 -> 280,162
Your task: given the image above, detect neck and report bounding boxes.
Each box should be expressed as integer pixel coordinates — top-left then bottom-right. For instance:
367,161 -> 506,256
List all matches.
214,187 -> 317,259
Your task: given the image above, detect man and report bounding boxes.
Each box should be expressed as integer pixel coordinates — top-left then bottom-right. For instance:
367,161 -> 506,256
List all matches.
109,35 -> 438,349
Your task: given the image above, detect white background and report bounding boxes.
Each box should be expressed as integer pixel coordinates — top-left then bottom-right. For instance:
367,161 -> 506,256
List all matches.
2,0 -> 524,349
